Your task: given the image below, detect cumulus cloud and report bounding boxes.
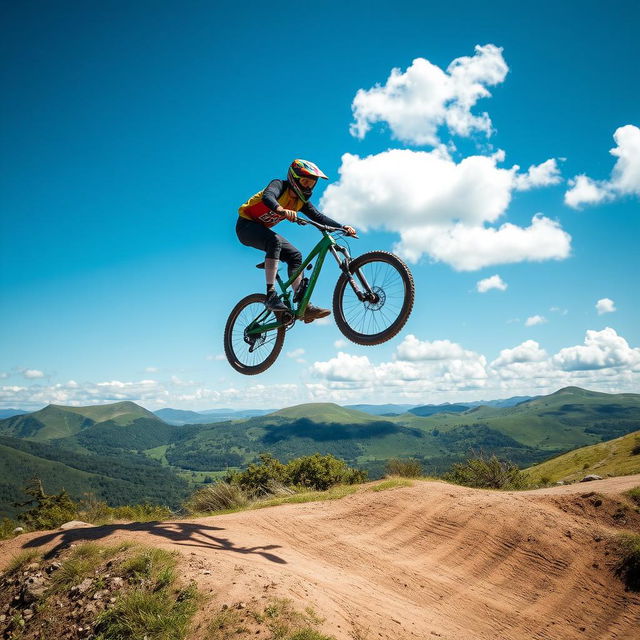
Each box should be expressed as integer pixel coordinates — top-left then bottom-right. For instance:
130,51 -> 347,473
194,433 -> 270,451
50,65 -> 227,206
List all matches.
491,340 -> 547,367
553,328 -> 640,371
321,148 -> 570,269
350,44 -> 508,145
307,329 -> 640,403
596,298 -> 616,315
22,369 -> 45,379
477,274 -> 507,292
513,159 -> 562,190
3,330 -> 639,410
525,315 -> 547,327
565,125 -> 640,208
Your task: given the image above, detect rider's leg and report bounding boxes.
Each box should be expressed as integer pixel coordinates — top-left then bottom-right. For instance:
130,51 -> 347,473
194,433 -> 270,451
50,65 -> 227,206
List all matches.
279,238 -> 330,322
278,241 -> 303,293
236,218 -> 287,311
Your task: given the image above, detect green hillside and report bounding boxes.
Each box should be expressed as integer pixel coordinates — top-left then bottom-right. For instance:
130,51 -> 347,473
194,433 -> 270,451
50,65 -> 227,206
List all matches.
0,437 -> 190,518
270,403 -> 375,423
523,430 -> 640,484
0,401 -> 167,442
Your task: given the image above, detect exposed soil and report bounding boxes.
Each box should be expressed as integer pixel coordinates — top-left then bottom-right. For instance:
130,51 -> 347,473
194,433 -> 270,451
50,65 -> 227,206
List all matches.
2,475 -> 640,640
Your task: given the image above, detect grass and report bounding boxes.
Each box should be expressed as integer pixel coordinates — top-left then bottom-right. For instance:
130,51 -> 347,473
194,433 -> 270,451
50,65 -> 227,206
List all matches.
121,547 -> 178,588
186,483 -> 360,518
368,477 -> 414,492
47,542 -> 111,592
626,486 -> 640,507
612,533 -> 640,591
3,550 -> 41,576
206,597 -> 334,640
95,582 -> 198,640
523,430 -> 640,485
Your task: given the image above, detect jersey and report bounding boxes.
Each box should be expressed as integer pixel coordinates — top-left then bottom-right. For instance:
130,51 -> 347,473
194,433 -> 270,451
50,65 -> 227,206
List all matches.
238,179 -> 342,229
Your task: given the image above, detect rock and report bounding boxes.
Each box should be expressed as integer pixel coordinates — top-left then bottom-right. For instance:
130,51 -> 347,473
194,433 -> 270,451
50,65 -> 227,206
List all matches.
59,520 -> 93,530
109,576 -> 124,587
580,475 -> 603,482
47,562 -> 63,573
70,578 -> 93,596
23,576 -> 48,603
555,481 -> 564,486
13,527 -> 24,534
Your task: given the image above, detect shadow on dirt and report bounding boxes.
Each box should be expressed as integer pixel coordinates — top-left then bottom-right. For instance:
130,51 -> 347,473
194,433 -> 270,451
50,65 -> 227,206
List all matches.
21,521 -> 287,564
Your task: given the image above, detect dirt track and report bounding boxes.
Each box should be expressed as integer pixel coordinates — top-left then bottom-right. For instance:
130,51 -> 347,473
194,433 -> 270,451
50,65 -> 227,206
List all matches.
2,476 -> 640,639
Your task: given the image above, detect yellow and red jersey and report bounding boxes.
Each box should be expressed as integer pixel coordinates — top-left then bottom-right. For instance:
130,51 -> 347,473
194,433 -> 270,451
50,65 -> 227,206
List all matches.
238,179 -> 341,229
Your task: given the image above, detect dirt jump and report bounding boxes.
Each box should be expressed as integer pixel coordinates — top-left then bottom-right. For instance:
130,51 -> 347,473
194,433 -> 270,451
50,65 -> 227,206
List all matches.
2,475 -> 639,639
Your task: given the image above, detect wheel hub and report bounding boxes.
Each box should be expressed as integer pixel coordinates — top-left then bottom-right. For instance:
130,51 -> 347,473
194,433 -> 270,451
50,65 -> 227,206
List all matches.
364,286 -> 386,311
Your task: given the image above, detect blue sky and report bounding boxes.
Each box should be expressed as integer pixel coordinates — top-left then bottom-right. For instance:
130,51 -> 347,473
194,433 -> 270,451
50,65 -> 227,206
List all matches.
1,0 -> 639,410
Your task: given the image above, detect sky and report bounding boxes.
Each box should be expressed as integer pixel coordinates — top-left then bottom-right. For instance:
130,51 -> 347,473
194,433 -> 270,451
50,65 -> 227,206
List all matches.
1,0 -> 639,411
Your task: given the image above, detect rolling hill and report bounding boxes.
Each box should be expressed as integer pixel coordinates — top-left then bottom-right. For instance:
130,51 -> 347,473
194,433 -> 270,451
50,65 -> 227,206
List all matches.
0,401 -> 159,441
523,429 -> 640,484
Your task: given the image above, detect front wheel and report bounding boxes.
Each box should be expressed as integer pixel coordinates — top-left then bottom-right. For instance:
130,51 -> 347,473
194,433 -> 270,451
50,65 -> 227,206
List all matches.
224,293 -> 286,375
333,251 -> 414,346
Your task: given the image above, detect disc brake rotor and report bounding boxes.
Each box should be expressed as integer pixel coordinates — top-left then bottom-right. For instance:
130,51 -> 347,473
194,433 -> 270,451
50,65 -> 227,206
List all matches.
364,286 -> 386,311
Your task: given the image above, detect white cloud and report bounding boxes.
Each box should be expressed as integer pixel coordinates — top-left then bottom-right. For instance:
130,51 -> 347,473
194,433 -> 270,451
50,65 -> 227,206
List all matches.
145,366 -> 159,373
2,330 -> 639,410
287,348 -> 306,363
321,149 -> 571,270
553,327 -> 640,371
307,329 -> 640,402
565,125 -> 640,208
525,315 -> 547,327
513,159 -> 562,190
477,274 -> 507,293
596,298 -> 616,315
396,334 -> 477,361
350,44 -> 508,145
312,352 -> 375,382
23,369 -> 45,379
491,340 -> 547,367
334,339 -> 347,349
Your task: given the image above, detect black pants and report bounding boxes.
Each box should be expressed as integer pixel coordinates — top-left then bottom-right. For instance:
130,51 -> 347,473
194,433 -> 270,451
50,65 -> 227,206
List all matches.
236,217 -> 302,276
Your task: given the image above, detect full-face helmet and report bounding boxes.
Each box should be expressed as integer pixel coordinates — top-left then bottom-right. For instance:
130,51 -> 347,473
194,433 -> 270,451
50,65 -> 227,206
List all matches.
287,159 -> 328,202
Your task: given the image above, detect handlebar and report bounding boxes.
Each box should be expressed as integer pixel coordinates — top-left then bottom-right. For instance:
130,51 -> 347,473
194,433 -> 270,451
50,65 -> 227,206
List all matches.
295,217 -> 359,238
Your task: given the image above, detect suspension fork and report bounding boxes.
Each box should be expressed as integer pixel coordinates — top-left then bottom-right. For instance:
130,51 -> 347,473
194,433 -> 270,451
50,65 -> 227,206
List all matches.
329,246 -> 377,302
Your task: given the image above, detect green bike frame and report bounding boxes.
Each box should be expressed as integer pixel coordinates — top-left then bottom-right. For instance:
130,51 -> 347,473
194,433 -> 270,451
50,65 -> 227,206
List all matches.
246,229 -> 338,335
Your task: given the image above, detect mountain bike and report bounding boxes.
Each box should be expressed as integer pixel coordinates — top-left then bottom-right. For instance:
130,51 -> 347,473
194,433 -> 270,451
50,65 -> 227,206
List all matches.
224,219 -> 415,375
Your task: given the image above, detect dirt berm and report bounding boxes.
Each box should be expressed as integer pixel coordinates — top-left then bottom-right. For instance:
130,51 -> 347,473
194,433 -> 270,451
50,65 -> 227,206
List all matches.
2,475 -> 640,639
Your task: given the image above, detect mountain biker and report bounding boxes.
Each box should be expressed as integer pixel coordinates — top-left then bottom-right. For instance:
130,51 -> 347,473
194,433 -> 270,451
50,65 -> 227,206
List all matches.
237,159 -> 357,322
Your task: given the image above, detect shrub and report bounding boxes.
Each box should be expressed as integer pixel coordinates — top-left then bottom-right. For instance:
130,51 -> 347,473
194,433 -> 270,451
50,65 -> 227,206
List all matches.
15,477 -> 77,530
631,439 -> 640,455
230,453 -> 288,496
229,453 -> 366,495
385,457 -> 423,478
184,482 -> 250,514
613,533 -> 640,591
0,517 -> 20,540
442,452 -> 529,490
286,454 -> 365,491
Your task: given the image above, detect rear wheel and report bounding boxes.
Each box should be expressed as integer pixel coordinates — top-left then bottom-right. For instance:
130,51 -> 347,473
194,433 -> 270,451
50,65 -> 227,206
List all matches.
224,293 -> 286,375
333,251 -> 414,345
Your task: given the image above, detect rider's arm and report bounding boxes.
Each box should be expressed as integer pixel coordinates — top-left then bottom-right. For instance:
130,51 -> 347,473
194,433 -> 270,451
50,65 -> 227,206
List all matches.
301,201 -> 343,229
261,179 -> 286,212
